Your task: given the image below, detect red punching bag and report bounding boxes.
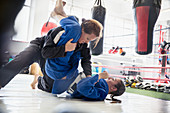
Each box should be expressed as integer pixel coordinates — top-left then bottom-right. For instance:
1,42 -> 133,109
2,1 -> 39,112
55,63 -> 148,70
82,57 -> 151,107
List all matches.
41,22 -> 57,36
133,0 -> 162,55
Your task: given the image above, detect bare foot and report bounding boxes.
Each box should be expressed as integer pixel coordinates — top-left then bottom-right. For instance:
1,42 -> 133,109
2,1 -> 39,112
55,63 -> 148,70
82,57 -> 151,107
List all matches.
50,11 -> 59,21
31,74 -> 39,89
30,63 -> 43,89
53,0 -> 66,16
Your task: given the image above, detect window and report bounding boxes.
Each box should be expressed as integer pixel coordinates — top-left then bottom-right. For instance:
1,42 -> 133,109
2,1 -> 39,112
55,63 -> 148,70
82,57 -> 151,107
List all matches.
12,0 -> 31,42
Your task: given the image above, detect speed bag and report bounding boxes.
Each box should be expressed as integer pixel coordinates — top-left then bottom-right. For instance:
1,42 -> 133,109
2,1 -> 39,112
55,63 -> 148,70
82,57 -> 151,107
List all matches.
134,0 -> 161,55
90,5 -> 106,55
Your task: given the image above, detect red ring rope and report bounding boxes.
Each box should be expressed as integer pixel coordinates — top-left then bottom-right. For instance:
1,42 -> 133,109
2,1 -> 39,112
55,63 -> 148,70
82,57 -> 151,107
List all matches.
92,64 -> 168,74
109,74 -> 170,81
92,64 -> 170,81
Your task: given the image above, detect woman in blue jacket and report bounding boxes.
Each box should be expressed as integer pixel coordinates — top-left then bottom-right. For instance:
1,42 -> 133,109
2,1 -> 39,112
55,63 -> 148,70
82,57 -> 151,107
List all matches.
68,71 -> 125,101
38,0 -> 103,94
0,0 -> 102,92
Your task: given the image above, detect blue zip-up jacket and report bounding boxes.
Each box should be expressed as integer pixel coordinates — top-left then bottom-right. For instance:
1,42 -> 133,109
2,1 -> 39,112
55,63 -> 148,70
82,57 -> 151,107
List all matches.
71,74 -> 109,101
45,16 -> 82,94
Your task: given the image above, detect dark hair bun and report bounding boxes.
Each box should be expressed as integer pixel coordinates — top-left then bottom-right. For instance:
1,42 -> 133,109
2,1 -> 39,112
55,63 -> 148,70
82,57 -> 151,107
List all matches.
82,18 -> 86,22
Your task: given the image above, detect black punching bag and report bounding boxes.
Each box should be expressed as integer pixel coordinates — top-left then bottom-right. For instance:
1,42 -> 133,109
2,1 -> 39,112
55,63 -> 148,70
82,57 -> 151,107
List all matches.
90,0 -> 106,55
133,0 -> 161,55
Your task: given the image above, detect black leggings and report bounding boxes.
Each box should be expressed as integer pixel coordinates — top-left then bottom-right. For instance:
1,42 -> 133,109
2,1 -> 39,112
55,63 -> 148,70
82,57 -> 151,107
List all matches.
38,74 -> 54,93
0,44 -> 45,87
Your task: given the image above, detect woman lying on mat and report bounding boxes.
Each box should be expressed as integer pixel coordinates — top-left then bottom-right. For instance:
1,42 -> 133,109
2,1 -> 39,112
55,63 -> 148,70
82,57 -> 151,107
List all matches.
31,67 -> 125,101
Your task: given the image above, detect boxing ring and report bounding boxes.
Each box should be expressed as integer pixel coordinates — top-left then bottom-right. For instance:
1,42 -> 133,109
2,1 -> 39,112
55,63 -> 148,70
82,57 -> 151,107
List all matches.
91,54 -> 170,100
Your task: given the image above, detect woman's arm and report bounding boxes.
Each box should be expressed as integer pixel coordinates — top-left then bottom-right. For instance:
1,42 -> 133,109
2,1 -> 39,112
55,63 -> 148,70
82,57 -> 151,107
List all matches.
41,27 -> 77,59
41,27 -> 66,58
76,75 -> 108,101
81,44 -> 92,77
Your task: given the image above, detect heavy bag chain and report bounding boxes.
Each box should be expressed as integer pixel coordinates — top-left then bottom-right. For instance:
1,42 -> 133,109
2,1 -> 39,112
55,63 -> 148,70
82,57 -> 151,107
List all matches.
94,0 -> 102,6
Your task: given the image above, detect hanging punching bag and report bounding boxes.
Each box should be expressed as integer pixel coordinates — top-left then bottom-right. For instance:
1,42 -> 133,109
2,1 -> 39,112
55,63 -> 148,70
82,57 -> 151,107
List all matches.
133,0 -> 162,55
90,0 -> 106,55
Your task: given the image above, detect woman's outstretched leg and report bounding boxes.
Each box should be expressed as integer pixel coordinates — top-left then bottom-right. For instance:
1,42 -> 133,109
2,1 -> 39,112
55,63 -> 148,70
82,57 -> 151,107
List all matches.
0,44 -> 42,88
51,0 -> 68,22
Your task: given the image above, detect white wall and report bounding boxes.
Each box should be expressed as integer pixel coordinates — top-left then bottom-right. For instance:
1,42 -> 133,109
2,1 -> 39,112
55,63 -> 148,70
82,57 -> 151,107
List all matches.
29,0 -> 51,41
11,0 -> 170,79
14,0 -> 170,58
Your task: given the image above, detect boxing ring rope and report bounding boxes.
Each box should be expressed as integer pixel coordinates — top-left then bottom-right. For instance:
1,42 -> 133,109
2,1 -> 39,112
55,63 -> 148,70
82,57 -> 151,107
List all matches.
109,74 -> 170,82
92,64 -> 170,81
92,57 -> 142,65
110,66 -> 170,69
92,64 -> 170,74
98,53 -> 170,59
104,27 -> 170,39
92,54 -> 170,66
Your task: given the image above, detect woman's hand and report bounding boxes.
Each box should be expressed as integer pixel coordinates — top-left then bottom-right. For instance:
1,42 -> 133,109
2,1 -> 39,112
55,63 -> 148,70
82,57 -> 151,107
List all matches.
65,38 -> 77,52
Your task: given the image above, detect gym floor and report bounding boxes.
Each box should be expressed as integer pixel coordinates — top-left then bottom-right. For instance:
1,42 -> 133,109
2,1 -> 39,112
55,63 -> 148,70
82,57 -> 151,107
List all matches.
0,74 -> 169,113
